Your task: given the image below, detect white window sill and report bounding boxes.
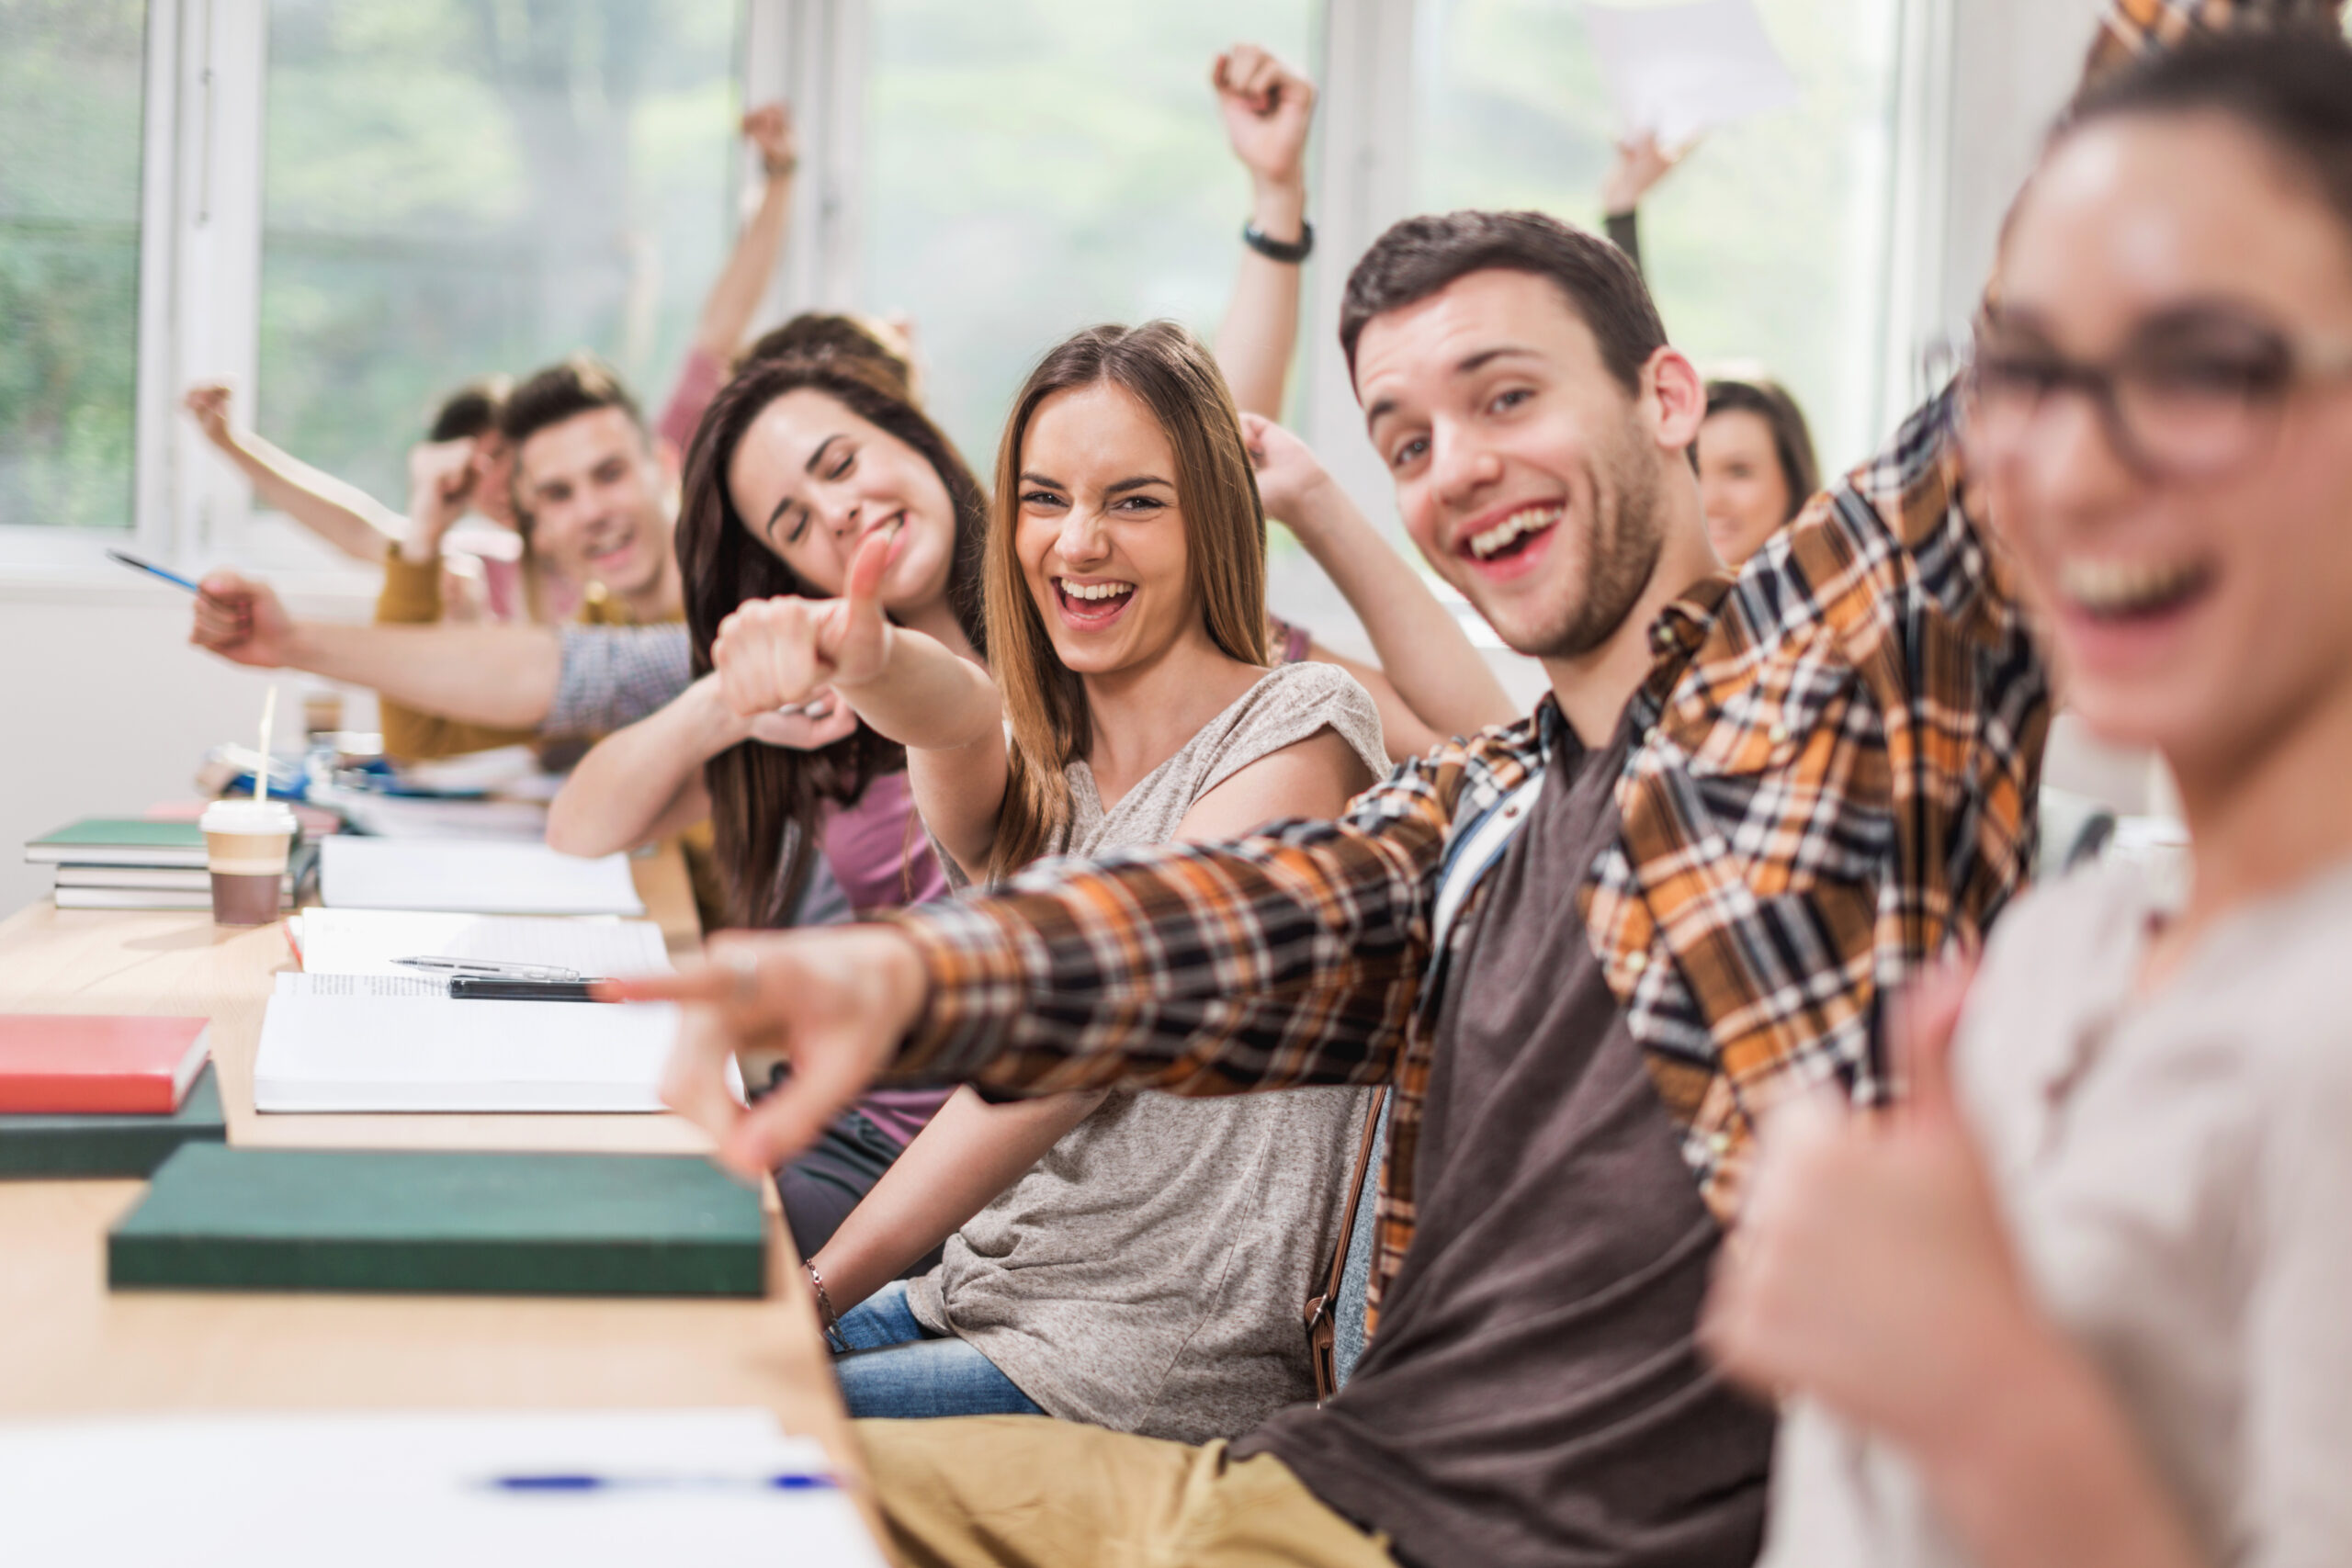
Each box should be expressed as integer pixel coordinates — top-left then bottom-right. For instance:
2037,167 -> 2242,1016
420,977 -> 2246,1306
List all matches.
0,522 -> 384,615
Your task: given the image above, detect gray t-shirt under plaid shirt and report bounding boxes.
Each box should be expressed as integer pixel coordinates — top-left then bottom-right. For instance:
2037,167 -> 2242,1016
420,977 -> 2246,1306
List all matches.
904,661 -> 1386,1444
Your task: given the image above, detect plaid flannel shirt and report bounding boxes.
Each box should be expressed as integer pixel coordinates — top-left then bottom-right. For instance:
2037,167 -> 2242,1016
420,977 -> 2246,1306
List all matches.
881,0 -> 2280,1325
889,385 -> 2046,1324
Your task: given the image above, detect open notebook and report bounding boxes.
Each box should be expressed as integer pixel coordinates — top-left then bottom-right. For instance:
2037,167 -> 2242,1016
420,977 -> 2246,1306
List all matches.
255,908 -> 712,1114
0,1409 -> 884,1566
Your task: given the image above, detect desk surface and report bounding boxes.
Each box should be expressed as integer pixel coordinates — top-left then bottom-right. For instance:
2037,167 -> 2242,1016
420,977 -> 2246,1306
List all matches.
0,846 -> 876,1538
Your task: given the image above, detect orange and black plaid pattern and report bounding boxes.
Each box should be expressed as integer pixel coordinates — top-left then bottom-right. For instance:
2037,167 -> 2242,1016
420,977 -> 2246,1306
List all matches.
2086,0 -> 2343,82
882,0 -> 2274,1328
888,380 -> 2042,1330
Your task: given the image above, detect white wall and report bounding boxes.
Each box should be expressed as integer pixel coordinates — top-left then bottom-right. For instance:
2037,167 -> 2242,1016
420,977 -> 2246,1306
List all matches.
0,578 -> 376,919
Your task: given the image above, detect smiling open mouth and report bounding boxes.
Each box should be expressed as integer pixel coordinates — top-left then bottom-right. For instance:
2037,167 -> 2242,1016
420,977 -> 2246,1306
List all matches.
2059,558 -> 2215,624
1053,577 -> 1136,628
1463,504 -> 1562,563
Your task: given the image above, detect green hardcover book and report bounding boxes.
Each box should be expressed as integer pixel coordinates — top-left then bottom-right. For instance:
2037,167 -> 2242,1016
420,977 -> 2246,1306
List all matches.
0,1065 -> 228,1179
108,1145 -> 766,1298
26,819 -> 211,869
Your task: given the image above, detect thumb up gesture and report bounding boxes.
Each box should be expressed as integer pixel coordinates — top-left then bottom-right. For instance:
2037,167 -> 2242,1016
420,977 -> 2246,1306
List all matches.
1700,959 -> 2048,1450
713,524 -> 899,718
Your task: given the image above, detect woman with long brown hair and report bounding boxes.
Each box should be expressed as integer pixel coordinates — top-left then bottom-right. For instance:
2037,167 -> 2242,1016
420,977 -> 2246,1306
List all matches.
711,321 -> 1385,1438
549,341 -> 990,1258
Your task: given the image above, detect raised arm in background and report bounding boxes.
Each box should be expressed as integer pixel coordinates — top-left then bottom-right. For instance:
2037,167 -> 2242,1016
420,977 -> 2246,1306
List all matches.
193,570 -> 562,729
709,533 -> 1006,879
651,104 -> 801,460
181,383 -> 402,564
693,105 -> 799,367
1247,413 -> 1516,757
366,438 -> 536,758
1598,131 -> 1686,276
1209,43 -> 1315,420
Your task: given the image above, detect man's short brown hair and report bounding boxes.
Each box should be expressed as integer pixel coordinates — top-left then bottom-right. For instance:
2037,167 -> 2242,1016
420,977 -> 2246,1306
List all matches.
1339,209 -> 1669,395
499,354 -> 643,450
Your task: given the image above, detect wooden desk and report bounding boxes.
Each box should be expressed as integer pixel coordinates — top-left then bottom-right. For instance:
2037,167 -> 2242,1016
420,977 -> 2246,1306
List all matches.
0,845 -> 878,1541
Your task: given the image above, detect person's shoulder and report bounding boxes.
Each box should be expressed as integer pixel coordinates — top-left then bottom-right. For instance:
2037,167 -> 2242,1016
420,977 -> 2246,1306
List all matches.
1245,656 -> 1371,714
2214,859 -> 2352,1096
1222,660 -> 1378,742
1977,858 -> 2156,988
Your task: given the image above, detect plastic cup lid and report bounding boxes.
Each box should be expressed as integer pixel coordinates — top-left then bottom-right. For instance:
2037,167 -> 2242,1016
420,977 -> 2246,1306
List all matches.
199,797 -> 299,833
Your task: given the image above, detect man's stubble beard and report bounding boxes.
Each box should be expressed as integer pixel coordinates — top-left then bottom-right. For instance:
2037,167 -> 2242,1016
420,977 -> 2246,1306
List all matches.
1517,426 -> 1665,663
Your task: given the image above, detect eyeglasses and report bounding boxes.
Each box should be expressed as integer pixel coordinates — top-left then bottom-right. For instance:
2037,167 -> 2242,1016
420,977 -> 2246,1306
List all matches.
1961,307 -> 2352,480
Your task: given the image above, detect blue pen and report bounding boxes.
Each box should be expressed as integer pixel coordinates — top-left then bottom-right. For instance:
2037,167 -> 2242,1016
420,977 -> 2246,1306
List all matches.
106,548 -> 205,593
487,1472 -> 838,1493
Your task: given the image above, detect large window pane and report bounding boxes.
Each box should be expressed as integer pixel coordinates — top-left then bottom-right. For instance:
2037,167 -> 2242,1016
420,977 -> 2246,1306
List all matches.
1417,0 -> 1897,471
257,0 -> 740,509
0,0 -> 145,531
863,2 -> 1317,467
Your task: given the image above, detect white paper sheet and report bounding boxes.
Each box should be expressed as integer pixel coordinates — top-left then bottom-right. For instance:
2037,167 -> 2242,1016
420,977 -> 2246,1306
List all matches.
321,838 -> 645,916
320,792 -> 557,842
0,1409 -> 885,1568
1583,0 -> 1799,147
254,990 -> 684,1112
296,908 -> 672,980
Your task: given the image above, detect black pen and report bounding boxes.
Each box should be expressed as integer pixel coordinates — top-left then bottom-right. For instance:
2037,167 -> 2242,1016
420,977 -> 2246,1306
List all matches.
448,976 -> 606,1003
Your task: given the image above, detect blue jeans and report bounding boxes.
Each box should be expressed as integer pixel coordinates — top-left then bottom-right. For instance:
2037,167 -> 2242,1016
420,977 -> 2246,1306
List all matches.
830,1281 -> 1045,1420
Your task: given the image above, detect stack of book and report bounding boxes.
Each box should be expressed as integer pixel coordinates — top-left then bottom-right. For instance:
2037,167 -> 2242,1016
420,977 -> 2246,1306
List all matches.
0,1013 -> 225,1177
24,817 -> 316,912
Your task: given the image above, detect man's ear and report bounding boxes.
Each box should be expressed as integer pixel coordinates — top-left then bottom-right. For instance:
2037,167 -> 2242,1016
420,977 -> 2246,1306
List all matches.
1643,348 -> 1707,457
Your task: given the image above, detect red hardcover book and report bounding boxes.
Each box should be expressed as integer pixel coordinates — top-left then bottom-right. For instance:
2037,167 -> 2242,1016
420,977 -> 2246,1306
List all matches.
0,1015 -> 213,1114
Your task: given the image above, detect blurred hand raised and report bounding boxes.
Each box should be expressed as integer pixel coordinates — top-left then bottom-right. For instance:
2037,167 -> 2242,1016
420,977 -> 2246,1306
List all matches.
182,382 -> 235,446
1239,412 -> 1340,539
742,102 -> 798,178
1699,959 -> 2041,1450
1213,44 -> 1316,192
190,570 -> 289,668
1601,131 -> 1690,215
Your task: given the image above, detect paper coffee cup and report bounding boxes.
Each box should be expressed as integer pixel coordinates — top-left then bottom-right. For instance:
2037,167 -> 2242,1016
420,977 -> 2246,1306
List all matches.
200,797 -> 298,926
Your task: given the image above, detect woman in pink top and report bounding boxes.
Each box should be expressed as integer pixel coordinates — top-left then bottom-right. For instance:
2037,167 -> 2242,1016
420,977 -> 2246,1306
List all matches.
548,343 -> 987,1256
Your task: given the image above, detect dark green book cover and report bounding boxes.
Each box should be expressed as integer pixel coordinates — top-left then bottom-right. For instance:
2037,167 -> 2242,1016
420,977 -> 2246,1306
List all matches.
109,1146 -> 767,1298
0,1065 -> 228,1179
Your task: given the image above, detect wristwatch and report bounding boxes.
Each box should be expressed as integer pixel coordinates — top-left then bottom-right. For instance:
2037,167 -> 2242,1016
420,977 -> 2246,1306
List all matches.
1242,218 -> 1315,265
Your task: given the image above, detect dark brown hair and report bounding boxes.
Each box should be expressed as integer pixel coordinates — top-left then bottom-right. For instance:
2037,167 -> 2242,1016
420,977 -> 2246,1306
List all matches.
1340,209 -> 1668,393
676,352 -> 989,928
741,313 -> 915,400
2064,28 -> 2352,240
499,354 -> 643,450
983,321 -> 1269,881
1703,378 -> 1819,523
426,375 -> 512,443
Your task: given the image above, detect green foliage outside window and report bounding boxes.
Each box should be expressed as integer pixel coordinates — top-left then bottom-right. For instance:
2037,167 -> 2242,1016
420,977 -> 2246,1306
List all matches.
0,0 -> 144,531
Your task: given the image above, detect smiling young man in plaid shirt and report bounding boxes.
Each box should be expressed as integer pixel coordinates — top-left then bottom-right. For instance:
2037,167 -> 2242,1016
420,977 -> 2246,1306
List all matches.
622,6 -> 2322,1564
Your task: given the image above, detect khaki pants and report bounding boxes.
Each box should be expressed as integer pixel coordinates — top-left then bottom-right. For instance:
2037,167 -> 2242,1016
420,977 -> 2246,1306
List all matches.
858,1416 -> 1396,1568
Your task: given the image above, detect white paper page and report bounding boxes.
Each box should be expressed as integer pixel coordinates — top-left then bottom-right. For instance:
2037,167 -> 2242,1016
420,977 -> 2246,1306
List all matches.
0,1409 -> 885,1568
299,908 -> 672,979
253,992 -> 683,1112
321,793 -> 558,843
393,744 -> 547,795
1583,0 -> 1798,147
321,838 -> 645,916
